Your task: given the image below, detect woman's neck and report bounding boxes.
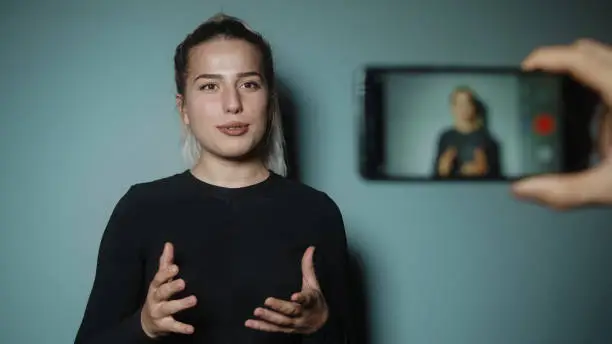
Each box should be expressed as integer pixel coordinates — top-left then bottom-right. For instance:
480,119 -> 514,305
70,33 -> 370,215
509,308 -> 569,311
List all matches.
190,154 -> 270,189
455,120 -> 478,133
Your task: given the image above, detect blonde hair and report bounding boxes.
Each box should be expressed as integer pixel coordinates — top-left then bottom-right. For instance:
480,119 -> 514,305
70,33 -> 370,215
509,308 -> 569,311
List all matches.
450,85 -> 484,129
176,13 -> 287,177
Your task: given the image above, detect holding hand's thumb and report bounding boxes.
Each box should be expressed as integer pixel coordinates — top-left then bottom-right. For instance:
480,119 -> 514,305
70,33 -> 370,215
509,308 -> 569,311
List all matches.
512,174 -> 578,209
511,165 -> 610,209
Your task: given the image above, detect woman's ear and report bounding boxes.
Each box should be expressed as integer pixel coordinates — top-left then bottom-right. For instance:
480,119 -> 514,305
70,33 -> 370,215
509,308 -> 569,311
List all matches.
176,94 -> 190,125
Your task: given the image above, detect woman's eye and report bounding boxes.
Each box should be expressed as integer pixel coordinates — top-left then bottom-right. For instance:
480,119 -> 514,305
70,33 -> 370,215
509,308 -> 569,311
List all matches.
199,83 -> 218,91
242,81 -> 261,90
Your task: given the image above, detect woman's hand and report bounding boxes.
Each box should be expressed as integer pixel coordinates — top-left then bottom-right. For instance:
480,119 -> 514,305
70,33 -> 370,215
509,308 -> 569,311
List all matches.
245,246 -> 328,335
438,147 -> 457,176
512,39 -> 612,209
141,242 -> 198,338
460,148 -> 488,176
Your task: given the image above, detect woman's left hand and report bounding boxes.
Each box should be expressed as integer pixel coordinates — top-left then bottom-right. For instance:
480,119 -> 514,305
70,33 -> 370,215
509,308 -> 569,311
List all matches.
245,246 -> 329,334
461,147 -> 488,176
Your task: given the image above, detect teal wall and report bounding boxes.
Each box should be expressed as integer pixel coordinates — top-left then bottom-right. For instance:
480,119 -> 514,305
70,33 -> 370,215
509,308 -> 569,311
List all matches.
2,1 -> 612,343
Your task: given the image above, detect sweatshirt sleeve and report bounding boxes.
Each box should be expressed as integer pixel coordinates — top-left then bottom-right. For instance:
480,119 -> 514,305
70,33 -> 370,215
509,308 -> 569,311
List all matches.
303,194 -> 351,344
74,186 -> 154,344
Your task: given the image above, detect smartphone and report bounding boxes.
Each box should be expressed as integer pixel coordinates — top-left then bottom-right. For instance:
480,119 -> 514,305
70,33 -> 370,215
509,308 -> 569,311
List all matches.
358,66 -> 601,182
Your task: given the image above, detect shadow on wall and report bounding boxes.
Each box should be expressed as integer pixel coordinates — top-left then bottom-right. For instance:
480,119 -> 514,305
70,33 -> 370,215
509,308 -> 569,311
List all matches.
277,79 -> 301,181
347,250 -> 371,344
276,79 -> 370,343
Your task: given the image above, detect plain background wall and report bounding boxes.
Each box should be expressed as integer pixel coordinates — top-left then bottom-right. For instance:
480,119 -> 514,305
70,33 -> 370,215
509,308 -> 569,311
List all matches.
2,1 -> 612,344
383,73 -> 522,177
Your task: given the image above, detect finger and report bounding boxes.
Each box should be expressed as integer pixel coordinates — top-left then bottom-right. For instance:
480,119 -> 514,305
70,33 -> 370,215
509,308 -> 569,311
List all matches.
291,291 -> 316,308
157,295 -> 198,317
150,264 -> 179,289
245,319 -> 295,334
157,317 -> 195,335
253,307 -> 295,327
522,40 -> 612,103
596,104 -> 612,158
476,150 -> 487,166
264,297 -> 302,316
154,278 -> 185,301
511,166 -> 608,209
301,246 -> 320,291
159,242 -> 175,269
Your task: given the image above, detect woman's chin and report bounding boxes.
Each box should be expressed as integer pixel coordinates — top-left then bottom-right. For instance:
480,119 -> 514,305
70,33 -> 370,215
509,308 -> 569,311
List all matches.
215,145 -> 259,161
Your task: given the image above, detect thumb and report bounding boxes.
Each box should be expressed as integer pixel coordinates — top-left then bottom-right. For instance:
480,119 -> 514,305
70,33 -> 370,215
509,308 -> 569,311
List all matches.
301,246 -> 320,291
159,242 -> 174,269
511,164 -> 611,210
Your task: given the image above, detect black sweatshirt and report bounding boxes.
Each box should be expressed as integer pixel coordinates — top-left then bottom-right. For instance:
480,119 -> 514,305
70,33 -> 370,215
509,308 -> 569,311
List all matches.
74,170 -> 350,344
433,127 -> 502,179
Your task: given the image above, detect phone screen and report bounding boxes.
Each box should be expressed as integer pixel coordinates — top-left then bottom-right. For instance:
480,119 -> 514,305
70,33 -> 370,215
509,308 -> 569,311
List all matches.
359,67 -> 600,181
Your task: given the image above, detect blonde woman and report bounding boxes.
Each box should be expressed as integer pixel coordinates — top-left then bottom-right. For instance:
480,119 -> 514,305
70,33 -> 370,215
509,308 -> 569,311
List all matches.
74,14 -> 350,344
433,86 -> 501,179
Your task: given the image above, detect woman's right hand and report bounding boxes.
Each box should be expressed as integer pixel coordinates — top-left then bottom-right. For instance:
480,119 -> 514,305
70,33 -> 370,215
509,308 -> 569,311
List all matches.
438,147 -> 457,176
141,242 -> 197,338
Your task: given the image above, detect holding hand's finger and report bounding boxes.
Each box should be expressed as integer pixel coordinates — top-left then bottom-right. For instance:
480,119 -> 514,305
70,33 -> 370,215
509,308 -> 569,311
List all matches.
245,319 -> 294,334
596,105 -> 612,158
512,170 -> 596,209
264,297 -> 302,316
522,39 -> 612,103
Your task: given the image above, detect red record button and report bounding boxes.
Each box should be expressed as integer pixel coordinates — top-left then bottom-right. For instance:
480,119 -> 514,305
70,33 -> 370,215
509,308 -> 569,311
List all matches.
533,113 -> 555,136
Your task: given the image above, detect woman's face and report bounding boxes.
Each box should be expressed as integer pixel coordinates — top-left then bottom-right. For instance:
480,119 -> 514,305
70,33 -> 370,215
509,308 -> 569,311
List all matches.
177,38 -> 269,162
451,91 -> 476,122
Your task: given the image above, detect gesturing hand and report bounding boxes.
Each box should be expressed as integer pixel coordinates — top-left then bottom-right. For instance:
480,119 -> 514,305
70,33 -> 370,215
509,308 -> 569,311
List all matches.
511,39 -> 612,209
438,147 -> 457,176
141,242 -> 197,338
245,246 -> 329,334
461,147 -> 488,176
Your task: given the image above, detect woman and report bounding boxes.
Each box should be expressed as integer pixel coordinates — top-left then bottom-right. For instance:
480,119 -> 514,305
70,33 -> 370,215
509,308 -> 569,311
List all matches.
433,86 -> 501,179
74,14 -> 350,344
